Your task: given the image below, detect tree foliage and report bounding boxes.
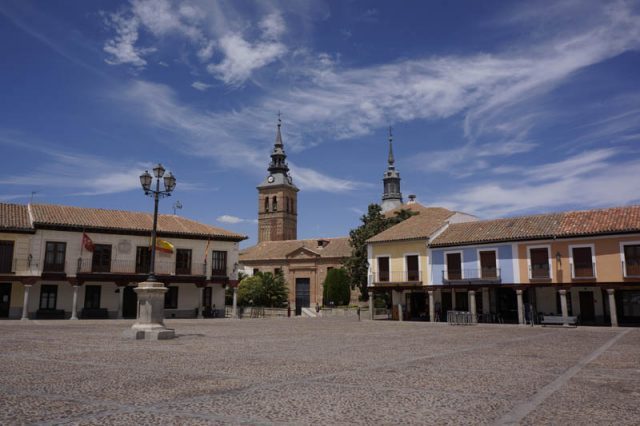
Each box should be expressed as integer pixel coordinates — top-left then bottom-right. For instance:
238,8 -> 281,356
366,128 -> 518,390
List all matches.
323,268 -> 351,306
237,271 -> 289,307
343,204 -> 417,300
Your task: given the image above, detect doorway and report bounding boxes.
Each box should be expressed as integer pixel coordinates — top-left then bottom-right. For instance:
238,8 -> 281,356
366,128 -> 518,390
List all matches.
122,286 -> 138,319
440,291 -> 452,321
0,283 -> 11,318
407,293 -> 427,320
579,291 -> 595,323
295,278 -> 310,316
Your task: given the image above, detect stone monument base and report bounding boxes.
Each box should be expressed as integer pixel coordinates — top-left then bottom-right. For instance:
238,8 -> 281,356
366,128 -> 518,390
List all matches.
123,280 -> 176,340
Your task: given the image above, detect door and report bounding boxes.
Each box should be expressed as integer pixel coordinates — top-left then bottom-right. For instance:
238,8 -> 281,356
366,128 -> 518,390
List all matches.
446,253 -> 462,280
480,251 -> 497,278
122,286 -> 138,319
579,291 -> 595,323
92,245 -> 112,273
0,283 -> 11,317
295,278 -> 310,316
84,285 -> 101,309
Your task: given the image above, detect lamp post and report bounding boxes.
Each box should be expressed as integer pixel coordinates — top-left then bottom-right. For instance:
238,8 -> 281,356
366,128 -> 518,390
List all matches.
124,163 -> 177,340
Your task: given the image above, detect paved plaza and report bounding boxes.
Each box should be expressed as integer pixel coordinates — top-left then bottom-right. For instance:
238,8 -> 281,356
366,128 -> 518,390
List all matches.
1,318 -> 639,425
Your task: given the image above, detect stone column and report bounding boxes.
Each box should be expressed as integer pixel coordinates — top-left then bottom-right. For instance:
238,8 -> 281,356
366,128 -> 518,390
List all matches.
70,285 -> 79,320
428,290 -> 435,322
123,281 -> 174,340
198,286 -> 204,319
117,285 -> 125,319
516,289 -> 524,325
559,289 -> 569,327
21,284 -> 31,321
469,290 -> 477,323
607,289 -> 618,327
398,302 -> 403,322
232,286 -> 238,319
368,291 -> 374,320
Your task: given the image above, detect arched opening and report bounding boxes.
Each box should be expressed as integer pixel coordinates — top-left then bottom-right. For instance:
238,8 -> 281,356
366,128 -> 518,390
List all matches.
264,197 -> 269,213
272,196 -> 278,211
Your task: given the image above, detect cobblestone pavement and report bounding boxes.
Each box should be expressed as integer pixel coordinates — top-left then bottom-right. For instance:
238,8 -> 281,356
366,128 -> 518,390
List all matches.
0,318 -> 638,425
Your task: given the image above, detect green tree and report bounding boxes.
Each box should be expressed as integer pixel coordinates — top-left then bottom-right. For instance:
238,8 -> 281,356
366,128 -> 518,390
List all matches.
237,271 -> 288,307
225,271 -> 246,305
323,268 -> 351,306
343,204 -> 417,300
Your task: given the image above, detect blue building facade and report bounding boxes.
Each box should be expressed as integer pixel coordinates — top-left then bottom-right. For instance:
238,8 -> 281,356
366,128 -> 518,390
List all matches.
429,243 -> 517,285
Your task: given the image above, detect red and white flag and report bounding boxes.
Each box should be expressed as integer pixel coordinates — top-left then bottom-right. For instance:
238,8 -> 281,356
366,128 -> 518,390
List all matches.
82,233 -> 94,252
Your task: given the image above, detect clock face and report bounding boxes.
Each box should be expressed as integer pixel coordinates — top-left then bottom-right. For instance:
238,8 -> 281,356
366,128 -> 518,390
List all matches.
267,175 -> 275,183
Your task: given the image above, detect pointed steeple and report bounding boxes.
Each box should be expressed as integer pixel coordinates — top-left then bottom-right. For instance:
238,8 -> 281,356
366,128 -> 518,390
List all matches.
275,111 -> 283,147
381,125 -> 403,212
268,112 -> 289,175
387,126 -> 395,168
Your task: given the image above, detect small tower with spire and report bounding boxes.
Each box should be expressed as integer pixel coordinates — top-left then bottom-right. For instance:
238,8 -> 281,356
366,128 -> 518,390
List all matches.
381,126 -> 403,212
257,113 -> 299,242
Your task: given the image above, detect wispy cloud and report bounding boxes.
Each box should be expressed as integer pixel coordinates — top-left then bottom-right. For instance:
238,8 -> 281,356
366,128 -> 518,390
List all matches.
191,81 -> 212,91
432,148 -> 640,217
217,215 -> 257,225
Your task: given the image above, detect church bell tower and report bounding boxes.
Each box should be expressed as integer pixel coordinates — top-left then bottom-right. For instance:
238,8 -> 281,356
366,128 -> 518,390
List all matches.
257,116 -> 299,242
381,127 -> 403,212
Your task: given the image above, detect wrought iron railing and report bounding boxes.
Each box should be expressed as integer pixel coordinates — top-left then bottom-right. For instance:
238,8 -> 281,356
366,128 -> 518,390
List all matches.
76,258 -> 206,275
572,262 -> 596,279
442,268 -> 501,283
371,270 -> 422,283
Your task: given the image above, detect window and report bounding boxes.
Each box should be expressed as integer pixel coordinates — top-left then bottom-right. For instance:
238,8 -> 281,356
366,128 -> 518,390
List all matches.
446,252 -> 462,280
623,244 -> 640,277
264,197 -> 269,213
136,246 -> 151,274
377,257 -> 389,282
530,248 -> 550,279
212,250 -> 227,276
39,285 -> 57,309
44,242 -> 66,272
0,240 -> 14,273
572,246 -> 594,278
406,255 -> 419,281
272,196 -> 278,211
253,268 -> 260,275
274,268 -> 282,276
479,250 -> 497,279
285,196 -> 289,213
175,249 -> 192,275
84,285 -> 101,309
164,286 -> 178,309
91,244 -> 112,273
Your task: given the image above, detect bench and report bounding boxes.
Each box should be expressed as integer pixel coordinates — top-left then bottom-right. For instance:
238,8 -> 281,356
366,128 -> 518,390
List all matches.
541,315 -> 577,327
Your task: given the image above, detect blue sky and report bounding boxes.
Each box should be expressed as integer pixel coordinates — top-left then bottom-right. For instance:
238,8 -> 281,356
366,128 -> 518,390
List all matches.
1,0 -> 640,247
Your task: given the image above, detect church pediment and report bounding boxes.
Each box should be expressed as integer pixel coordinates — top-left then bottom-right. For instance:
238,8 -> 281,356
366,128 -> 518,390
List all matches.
286,246 -> 320,259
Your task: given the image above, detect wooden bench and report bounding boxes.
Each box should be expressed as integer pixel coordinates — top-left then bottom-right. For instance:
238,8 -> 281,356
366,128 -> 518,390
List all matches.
541,315 -> 577,327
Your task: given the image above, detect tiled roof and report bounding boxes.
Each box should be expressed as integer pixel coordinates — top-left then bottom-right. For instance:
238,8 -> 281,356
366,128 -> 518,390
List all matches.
430,205 -> 640,247
367,206 -> 456,243
240,237 -> 351,262
27,204 -> 246,241
0,203 -> 33,232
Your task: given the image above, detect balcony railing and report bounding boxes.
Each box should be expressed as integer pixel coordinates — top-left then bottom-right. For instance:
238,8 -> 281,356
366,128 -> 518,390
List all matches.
623,261 -> 640,278
443,268 -> 501,284
371,270 -> 422,283
572,262 -> 596,279
76,258 -> 206,276
530,265 -> 551,279
0,258 -> 40,275
42,261 -> 67,274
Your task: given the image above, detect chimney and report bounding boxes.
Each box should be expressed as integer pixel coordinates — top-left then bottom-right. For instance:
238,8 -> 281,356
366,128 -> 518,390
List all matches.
408,194 -> 417,204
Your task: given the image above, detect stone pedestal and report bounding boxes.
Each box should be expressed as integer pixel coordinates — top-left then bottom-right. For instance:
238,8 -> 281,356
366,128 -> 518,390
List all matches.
123,281 -> 175,340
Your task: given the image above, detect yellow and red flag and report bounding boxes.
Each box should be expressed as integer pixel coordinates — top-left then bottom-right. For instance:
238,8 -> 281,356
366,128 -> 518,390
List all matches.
155,239 -> 174,254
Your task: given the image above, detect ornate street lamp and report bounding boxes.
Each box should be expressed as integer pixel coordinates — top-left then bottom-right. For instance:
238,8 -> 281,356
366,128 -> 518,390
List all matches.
124,163 -> 177,340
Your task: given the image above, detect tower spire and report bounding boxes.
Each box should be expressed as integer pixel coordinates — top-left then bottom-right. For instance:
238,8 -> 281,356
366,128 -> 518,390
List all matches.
388,126 -> 395,167
275,110 -> 283,147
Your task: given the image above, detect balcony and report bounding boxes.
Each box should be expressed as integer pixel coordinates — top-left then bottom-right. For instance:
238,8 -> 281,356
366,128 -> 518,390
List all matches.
0,258 -> 40,276
371,270 -> 422,286
76,258 -> 207,276
572,262 -> 596,280
622,261 -> 640,278
530,266 -> 551,280
443,268 -> 502,285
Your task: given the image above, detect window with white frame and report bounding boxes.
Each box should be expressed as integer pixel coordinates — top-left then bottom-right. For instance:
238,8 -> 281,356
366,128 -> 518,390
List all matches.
529,247 -> 550,279
571,246 -> 594,278
623,244 -> 640,277
445,252 -> 462,280
406,255 -> 419,281
377,257 -> 389,282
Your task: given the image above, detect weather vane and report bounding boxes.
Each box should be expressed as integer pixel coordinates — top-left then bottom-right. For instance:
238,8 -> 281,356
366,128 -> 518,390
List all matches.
172,200 -> 183,215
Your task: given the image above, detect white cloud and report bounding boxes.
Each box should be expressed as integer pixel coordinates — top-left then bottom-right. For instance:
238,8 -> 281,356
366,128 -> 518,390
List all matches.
191,81 -> 212,91
207,33 -> 286,86
217,215 -> 257,224
103,11 -> 154,67
260,12 -> 286,40
131,0 -> 202,39
197,40 -> 215,62
432,149 -> 640,218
